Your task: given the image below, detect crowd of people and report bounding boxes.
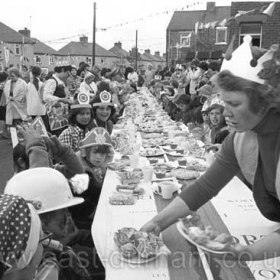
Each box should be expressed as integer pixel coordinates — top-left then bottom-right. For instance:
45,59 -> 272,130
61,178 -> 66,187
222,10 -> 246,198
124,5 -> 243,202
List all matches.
0,35 -> 280,279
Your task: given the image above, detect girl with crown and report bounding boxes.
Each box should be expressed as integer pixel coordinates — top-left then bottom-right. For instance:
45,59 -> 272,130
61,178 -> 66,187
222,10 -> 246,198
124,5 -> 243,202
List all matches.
59,93 -> 94,152
70,127 -> 114,229
141,37 -> 280,261
91,90 -> 116,135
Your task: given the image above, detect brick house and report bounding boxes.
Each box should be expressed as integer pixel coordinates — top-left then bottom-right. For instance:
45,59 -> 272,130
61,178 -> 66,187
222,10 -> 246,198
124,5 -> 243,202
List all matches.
0,23 -> 34,69
228,2 -> 280,49
57,36 -> 118,68
166,2 -> 230,66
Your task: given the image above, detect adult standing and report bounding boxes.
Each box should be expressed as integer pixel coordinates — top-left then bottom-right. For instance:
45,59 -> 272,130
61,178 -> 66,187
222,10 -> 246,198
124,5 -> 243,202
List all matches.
142,41 -> 280,260
4,67 -> 28,126
66,65 -> 81,99
43,65 -> 72,136
144,64 -> 154,86
0,72 -> 8,138
79,72 -> 98,101
26,66 -> 46,119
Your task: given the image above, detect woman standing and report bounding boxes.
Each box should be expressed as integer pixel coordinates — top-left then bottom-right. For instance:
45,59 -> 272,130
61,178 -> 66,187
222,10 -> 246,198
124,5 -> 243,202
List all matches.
141,40 -> 280,260
4,67 -> 28,126
26,66 -> 46,119
91,90 -> 115,135
0,72 -> 8,138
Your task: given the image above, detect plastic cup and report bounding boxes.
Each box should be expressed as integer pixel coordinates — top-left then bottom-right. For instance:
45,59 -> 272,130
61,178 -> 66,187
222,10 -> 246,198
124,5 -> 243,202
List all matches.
142,166 -> 154,182
158,182 -> 177,199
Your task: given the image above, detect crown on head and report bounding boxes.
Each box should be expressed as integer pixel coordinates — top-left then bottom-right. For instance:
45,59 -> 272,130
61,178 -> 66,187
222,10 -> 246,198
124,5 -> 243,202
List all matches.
221,35 -> 279,86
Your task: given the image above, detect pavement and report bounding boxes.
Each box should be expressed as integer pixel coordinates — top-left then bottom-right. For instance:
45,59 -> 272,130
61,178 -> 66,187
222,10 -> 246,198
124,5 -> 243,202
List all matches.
0,137 -> 14,193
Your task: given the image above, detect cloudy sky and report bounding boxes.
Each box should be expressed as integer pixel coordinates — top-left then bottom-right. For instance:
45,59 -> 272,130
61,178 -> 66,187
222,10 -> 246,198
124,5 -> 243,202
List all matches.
0,0 -> 273,54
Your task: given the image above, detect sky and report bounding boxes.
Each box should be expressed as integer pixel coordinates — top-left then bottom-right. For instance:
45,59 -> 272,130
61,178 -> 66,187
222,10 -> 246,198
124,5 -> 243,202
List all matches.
0,0 -> 274,55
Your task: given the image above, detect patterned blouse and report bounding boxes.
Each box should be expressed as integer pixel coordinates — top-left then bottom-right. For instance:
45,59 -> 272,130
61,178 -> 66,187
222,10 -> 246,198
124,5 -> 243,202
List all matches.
58,125 -> 87,152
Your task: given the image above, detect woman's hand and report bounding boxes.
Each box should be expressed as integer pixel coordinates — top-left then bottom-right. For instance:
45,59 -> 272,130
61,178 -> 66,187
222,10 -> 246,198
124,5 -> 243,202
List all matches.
140,219 -> 161,236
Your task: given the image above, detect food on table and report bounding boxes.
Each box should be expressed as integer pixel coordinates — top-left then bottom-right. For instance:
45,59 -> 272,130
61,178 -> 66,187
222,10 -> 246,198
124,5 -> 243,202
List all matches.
142,138 -> 170,148
152,163 -> 174,171
142,133 -> 162,139
170,168 -> 200,180
140,148 -> 163,157
108,157 -> 130,171
185,160 -> 207,172
116,185 -> 144,195
114,227 -> 164,260
109,193 -> 136,205
180,213 -> 235,251
118,170 -> 142,185
154,170 -> 166,179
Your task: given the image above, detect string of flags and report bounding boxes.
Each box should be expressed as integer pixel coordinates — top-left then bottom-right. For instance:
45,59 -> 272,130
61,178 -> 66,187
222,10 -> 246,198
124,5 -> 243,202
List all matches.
194,2 -> 275,34
42,0 -> 203,44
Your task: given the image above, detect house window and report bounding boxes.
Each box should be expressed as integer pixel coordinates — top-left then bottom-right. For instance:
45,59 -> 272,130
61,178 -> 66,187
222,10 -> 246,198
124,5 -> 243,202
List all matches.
215,27 -> 227,44
49,55 -> 54,64
35,56 -> 41,63
239,23 -> 262,47
180,32 -> 191,47
15,44 -> 21,55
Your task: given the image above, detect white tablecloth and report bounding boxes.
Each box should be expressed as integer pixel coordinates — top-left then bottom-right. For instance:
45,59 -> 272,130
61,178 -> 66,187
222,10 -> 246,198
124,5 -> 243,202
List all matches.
92,166 -> 170,280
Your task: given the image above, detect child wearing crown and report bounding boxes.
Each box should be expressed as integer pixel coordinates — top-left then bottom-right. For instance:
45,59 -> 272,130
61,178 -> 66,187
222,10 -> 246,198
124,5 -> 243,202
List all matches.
70,127 -> 114,229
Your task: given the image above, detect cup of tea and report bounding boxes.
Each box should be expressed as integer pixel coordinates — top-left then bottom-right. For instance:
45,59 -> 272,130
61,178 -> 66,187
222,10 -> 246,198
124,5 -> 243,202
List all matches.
178,158 -> 187,166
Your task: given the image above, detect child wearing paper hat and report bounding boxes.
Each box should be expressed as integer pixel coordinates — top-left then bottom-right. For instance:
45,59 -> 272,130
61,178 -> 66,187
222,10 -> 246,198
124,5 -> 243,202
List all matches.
91,90 -> 115,134
59,93 -> 94,151
71,127 -> 114,229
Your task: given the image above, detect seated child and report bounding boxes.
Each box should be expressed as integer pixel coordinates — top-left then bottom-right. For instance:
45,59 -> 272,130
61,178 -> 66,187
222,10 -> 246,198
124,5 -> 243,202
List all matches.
5,167 -> 102,280
208,104 -> 229,144
71,127 -> 114,229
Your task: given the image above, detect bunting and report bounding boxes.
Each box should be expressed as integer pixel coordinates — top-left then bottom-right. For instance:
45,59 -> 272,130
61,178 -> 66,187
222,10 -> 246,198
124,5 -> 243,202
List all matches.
195,2 -> 275,31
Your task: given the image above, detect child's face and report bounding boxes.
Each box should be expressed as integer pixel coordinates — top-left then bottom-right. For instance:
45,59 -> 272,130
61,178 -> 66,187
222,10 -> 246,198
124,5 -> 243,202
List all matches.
76,108 -> 91,125
202,112 -> 209,123
88,150 -> 107,166
41,209 -> 76,241
96,106 -> 112,122
209,108 -> 223,126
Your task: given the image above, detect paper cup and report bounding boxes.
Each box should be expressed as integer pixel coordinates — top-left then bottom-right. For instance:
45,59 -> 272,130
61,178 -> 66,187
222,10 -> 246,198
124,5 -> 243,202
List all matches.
142,166 -> 154,182
158,182 -> 177,199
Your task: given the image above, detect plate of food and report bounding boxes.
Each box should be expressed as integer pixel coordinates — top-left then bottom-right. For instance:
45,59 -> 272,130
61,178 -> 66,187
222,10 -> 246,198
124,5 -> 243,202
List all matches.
114,227 -> 169,264
117,170 -> 142,185
184,160 -> 207,172
108,157 -> 130,171
170,168 -> 200,180
177,214 -> 234,255
140,148 -> 165,157
109,193 -> 136,205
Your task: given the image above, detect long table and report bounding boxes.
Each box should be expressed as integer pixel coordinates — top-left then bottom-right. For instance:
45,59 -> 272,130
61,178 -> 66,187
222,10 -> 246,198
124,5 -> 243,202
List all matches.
91,89 -> 257,279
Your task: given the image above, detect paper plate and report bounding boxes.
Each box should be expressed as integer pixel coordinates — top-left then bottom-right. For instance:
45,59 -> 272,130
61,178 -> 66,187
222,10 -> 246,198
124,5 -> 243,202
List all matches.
176,221 -> 232,256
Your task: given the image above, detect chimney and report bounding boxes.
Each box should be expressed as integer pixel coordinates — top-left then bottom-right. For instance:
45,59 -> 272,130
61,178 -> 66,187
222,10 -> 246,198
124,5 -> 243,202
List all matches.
114,42 -> 122,49
206,2 -> 216,12
154,51 -> 160,57
18,28 -> 30,38
80,36 -> 88,44
162,53 -> 166,59
144,49 -> 151,54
